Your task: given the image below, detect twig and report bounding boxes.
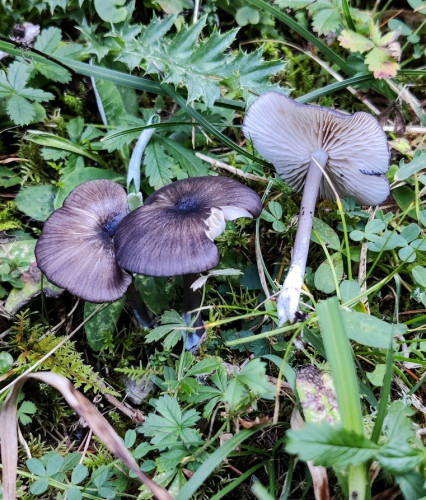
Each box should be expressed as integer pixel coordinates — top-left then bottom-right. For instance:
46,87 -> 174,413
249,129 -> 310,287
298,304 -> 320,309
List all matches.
193,0 -> 200,24
196,152 -> 269,183
383,125 -> 426,134
102,389 -> 145,423
79,429 -> 93,462
358,207 -> 376,313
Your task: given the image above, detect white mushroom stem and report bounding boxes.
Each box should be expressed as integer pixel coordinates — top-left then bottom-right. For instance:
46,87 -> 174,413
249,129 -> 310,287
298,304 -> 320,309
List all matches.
277,150 -> 328,325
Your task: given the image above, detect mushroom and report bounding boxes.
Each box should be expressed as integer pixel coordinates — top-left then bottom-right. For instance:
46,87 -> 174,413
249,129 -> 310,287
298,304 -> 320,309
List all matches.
243,92 -> 390,324
114,176 -> 263,350
35,180 -> 151,326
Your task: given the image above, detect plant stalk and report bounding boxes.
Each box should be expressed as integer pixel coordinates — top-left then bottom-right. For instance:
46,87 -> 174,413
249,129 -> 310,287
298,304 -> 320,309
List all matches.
277,151 -> 328,324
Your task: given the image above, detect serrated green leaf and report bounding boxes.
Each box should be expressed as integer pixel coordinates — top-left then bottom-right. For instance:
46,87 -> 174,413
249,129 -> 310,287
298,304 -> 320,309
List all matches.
395,471 -> 426,500
365,47 -> 399,78
141,395 -> 202,448
93,78 -> 127,126
17,400 -> 37,425
7,61 -> 31,91
186,357 -> 221,377
338,30 -> 374,53
7,95 -> 37,125
312,6 -> 342,34
144,140 -> 173,189
224,48 -> 285,103
286,422 -> 378,467
35,26 -> 62,53
159,137 -> 209,177
238,359 -> 275,399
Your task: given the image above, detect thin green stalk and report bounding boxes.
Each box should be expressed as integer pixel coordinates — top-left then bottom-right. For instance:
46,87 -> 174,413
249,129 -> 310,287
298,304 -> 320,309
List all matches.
279,454 -> 295,500
316,297 -> 368,500
159,81 -> 270,167
342,0 -> 356,31
273,325 -> 303,424
336,199 -> 352,281
176,428 -> 261,500
210,463 -> 264,500
297,73 -> 373,104
256,180 -> 277,292
371,344 -> 394,443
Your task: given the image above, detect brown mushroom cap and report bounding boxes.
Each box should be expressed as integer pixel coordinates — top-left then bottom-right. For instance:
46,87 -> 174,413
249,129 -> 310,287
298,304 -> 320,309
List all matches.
243,92 -> 390,206
115,176 -> 263,276
35,180 -> 131,303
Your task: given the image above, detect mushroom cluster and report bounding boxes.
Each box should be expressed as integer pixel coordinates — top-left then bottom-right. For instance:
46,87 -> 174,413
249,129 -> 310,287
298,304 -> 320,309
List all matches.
243,92 -> 390,324
115,176 -> 263,349
36,176 -> 262,349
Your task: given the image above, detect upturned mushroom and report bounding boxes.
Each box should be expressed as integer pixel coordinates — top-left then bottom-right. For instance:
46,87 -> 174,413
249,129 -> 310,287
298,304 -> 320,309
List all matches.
35,180 -> 151,326
114,176 -> 263,350
243,92 -> 390,324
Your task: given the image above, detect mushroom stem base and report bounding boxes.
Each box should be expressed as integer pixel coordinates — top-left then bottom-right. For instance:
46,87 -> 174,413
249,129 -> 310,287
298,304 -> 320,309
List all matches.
182,273 -> 205,351
278,151 -> 328,324
126,279 -> 152,328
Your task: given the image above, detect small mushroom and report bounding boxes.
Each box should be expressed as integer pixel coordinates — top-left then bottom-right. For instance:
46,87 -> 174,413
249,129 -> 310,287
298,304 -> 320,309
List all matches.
115,176 -> 263,350
35,180 -> 151,328
243,92 -> 390,324
36,180 -> 131,303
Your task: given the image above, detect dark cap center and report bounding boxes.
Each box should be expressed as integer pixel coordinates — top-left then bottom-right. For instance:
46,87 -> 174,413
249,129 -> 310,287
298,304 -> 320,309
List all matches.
174,193 -> 201,213
102,212 -> 122,238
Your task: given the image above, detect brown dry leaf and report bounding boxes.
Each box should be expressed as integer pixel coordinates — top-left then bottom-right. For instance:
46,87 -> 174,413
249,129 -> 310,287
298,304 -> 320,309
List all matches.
238,416 -> 272,429
0,371 -> 172,500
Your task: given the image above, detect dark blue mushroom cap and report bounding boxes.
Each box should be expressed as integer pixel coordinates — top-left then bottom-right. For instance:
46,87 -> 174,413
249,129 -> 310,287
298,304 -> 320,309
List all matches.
115,176 -> 263,276
35,180 -> 131,303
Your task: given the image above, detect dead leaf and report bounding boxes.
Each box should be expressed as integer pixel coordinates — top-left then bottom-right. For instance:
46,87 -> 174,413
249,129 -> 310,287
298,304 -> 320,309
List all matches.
0,371 -> 172,500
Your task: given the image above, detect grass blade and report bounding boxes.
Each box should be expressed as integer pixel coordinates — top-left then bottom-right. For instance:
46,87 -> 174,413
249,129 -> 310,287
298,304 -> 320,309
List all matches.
371,345 -> 394,443
176,428 -> 258,500
159,82 -> 270,167
341,0 -> 356,31
316,297 -> 368,499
